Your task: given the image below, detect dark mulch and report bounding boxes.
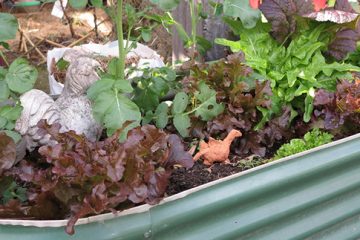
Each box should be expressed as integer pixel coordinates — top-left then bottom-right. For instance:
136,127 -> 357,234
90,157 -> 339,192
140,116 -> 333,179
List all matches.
166,155 -> 266,196
166,161 -> 242,195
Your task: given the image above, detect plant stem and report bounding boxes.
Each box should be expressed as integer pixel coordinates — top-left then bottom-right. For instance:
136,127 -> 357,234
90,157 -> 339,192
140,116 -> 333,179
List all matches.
125,26 -> 132,52
93,7 -> 99,39
116,0 -> 125,80
0,50 -> 9,67
189,0 -> 197,61
60,0 -> 75,38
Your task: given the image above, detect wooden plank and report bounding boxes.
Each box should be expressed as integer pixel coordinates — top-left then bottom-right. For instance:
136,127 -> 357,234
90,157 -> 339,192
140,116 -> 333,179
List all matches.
172,0 -> 229,62
172,0 -> 204,63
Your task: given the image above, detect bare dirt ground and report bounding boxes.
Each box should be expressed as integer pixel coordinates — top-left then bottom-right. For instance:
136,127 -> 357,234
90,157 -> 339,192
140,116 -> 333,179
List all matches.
1,1 -> 172,93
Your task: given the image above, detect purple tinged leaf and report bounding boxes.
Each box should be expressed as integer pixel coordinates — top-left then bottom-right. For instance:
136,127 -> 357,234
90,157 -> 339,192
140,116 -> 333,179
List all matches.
327,28 -> 360,60
0,133 -> 16,173
106,162 -> 125,182
313,81 -> 360,129
260,106 -> 295,147
165,134 -> 194,169
128,184 -> 148,203
303,10 -> 358,23
146,168 -> 171,204
319,0 -> 359,60
259,0 -> 313,43
8,122 -> 186,234
334,0 -> 355,12
314,89 -> 335,105
237,132 -> 266,157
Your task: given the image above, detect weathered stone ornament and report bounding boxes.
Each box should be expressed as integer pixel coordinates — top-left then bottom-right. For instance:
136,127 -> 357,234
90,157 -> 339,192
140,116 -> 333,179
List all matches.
48,41 -> 165,95
15,52 -> 102,151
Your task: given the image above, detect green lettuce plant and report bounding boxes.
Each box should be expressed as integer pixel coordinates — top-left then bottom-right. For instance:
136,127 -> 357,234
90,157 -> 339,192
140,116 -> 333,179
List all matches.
216,19 -> 360,125
274,128 -> 333,160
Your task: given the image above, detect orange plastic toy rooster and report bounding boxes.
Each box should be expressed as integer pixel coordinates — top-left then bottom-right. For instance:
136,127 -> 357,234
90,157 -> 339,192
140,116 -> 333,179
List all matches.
193,129 -> 242,166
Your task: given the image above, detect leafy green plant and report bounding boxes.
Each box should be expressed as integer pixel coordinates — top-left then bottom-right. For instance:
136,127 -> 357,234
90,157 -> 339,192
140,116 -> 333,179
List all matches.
66,0 -> 141,138
150,0 -> 261,60
69,1 -> 170,138
216,18 -> 360,123
274,128 -> 333,159
0,13 -> 37,142
132,66 -> 177,112
144,81 -> 224,137
0,58 -> 38,142
236,156 -> 265,171
0,13 -> 18,67
0,176 -> 26,205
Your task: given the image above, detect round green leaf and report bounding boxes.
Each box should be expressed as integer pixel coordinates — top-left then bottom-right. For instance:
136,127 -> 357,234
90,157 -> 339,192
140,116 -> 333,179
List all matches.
0,13 -> 18,42
0,67 -> 8,80
0,105 -> 23,121
141,28 -> 152,42
155,102 -> 169,129
173,114 -> 190,137
223,0 -> 261,29
69,0 -> 88,9
87,78 -> 115,100
5,58 -> 37,94
194,82 -> 224,121
114,79 -> 133,93
150,77 -> 169,96
0,81 -> 10,102
143,111 -> 155,125
163,67 -> 176,81
172,92 -> 188,114
0,117 -> 6,129
107,58 -> 118,76
92,90 -> 141,136
90,0 -> 103,8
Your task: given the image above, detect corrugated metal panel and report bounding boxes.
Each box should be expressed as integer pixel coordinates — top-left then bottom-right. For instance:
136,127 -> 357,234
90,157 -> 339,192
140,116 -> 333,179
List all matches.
0,210 -> 151,240
150,134 -> 360,240
1,134 -> 360,239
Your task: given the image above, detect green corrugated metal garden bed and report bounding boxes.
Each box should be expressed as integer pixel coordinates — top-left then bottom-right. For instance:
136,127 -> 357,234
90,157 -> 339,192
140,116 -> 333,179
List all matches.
1,133 -> 360,240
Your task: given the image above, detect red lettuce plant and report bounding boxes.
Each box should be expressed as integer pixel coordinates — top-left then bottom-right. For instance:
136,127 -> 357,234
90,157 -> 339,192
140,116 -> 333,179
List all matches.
0,133 -> 16,175
183,53 -> 296,157
314,79 -> 360,131
3,120 -> 193,235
